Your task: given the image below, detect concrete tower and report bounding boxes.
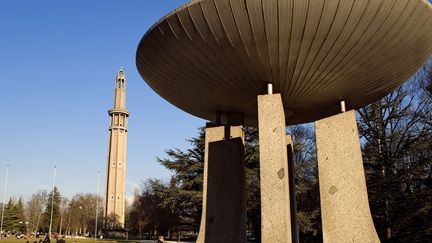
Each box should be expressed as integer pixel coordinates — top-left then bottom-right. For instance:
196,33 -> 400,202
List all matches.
105,67 -> 129,228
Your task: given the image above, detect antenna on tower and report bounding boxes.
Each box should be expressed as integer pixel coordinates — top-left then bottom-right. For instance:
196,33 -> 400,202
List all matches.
120,66 -> 123,72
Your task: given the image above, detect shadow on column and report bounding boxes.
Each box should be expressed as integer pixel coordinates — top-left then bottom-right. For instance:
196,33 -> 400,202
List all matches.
287,136 -> 299,243
200,137 -> 246,243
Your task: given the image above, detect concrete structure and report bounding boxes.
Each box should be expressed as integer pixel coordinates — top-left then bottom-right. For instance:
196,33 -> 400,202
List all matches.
197,120 -> 246,243
258,93 -> 292,243
136,0 -> 432,242
137,0 -> 432,126
316,110 -> 380,243
105,67 -> 129,228
287,135 -> 299,243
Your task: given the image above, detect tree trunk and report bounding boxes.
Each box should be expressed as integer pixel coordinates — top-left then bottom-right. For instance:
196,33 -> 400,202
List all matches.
374,102 -> 391,240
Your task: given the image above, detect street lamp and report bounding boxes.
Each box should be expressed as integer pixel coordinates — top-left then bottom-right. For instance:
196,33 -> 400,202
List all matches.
0,164 -> 10,240
48,166 -> 57,238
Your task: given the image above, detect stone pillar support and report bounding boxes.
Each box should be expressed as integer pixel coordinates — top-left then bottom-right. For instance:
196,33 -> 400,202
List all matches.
196,116 -> 246,243
287,135 -> 299,243
315,110 -> 380,243
258,93 -> 292,243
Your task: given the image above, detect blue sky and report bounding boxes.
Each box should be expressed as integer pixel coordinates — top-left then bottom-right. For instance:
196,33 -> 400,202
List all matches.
0,0 -> 202,202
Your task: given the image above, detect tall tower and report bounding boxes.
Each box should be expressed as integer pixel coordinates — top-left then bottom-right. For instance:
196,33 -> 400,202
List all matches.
105,67 -> 129,228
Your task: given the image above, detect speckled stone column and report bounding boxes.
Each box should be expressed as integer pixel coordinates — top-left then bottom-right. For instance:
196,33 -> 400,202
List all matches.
196,125 -> 246,243
258,94 -> 292,243
315,110 -> 380,243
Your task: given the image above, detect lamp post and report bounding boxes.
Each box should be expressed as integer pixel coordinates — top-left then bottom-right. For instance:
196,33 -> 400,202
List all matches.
95,171 -> 100,240
0,164 -> 10,240
48,166 -> 57,238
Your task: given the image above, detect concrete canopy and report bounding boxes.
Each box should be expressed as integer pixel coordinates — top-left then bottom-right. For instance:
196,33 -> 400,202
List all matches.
136,0 -> 432,126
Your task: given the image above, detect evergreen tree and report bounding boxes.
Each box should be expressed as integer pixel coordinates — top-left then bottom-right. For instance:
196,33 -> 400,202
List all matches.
1,197 -> 26,233
156,128 -> 205,234
16,198 -> 26,233
41,187 -> 62,233
3,198 -> 19,232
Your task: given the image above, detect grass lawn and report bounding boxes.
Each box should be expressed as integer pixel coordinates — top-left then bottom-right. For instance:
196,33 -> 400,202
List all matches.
0,238 -> 136,243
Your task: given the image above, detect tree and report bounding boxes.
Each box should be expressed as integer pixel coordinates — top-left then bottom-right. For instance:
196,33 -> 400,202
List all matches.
16,198 -> 26,233
25,190 -> 48,233
1,197 -> 26,233
244,127 -> 261,241
3,198 -> 18,232
105,213 -> 121,231
41,187 -> 62,233
357,63 -> 432,241
66,193 -> 102,236
58,198 -> 69,235
128,179 -> 178,238
156,128 -> 204,235
288,125 -> 321,242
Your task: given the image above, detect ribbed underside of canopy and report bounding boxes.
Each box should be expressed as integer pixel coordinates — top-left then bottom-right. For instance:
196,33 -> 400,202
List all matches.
137,0 -> 432,126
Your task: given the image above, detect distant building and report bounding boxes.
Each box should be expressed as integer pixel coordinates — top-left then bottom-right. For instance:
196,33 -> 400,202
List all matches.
104,67 -> 129,228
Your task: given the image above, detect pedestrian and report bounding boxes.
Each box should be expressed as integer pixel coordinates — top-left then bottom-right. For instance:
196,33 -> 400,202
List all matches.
42,234 -> 50,243
156,235 -> 164,243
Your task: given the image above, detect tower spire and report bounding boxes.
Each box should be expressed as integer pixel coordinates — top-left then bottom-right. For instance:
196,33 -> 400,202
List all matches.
105,67 -> 129,228
114,66 -> 126,109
